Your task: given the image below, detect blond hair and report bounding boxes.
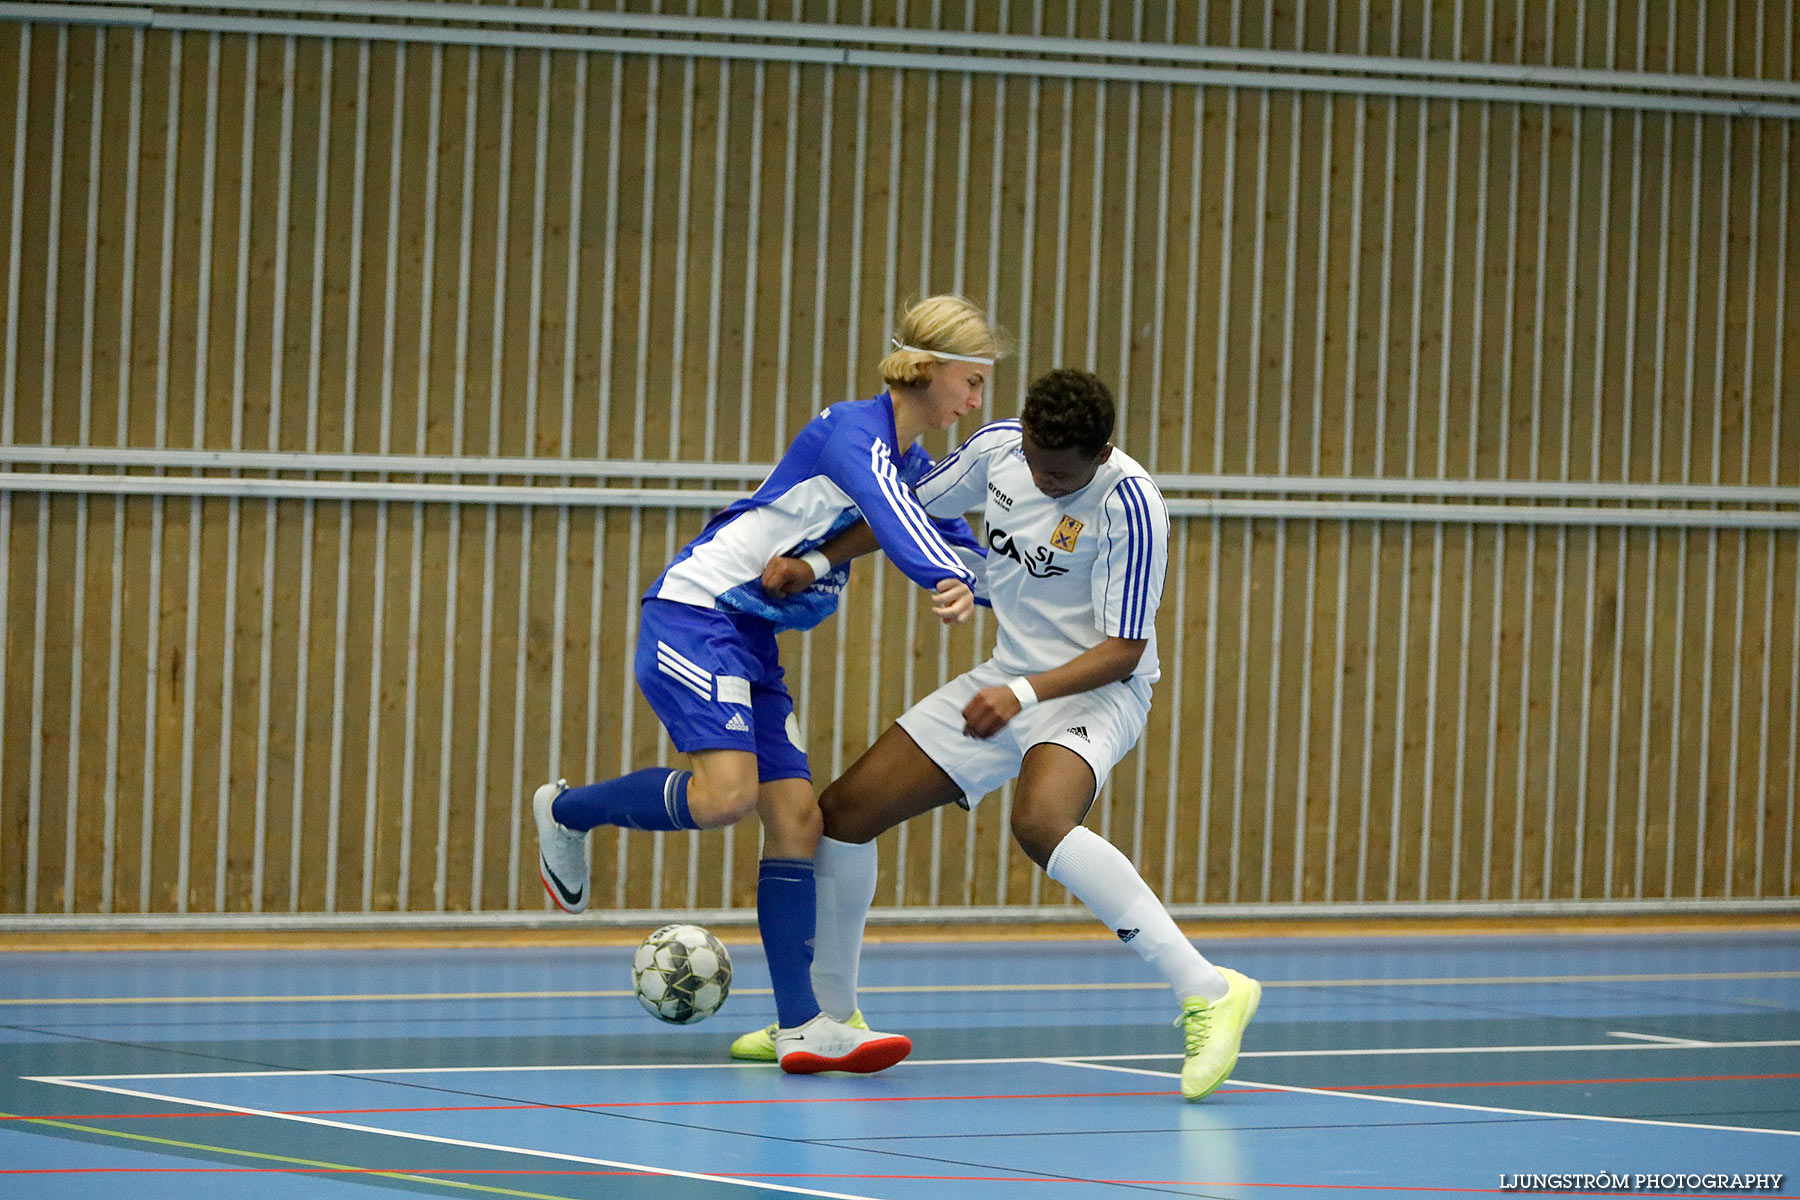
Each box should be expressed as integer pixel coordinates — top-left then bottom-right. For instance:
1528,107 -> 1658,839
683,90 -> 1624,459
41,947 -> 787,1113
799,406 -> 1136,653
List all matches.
879,295 -> 1008,388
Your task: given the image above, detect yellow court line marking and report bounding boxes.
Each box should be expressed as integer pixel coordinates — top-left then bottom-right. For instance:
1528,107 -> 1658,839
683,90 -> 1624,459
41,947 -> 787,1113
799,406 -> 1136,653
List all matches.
0,1111 -> 585,1200
2,970 -> 1796,1007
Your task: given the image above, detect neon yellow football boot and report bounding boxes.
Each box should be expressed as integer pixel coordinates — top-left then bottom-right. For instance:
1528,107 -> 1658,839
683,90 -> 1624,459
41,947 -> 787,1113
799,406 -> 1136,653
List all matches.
729,1009 -> 868,1062
1176,967 -> 1262,1101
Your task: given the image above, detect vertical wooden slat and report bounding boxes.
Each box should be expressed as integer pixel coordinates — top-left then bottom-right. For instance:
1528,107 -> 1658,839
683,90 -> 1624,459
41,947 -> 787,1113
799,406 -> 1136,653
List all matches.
1604,0 -> 1645,900
0,21 -> 26,913
1579,1 -> 1620,900
1449,0 -> 1492,901
1421,7 -> 1462,902
1662,2 -> 1704,899
1513,8 -> 1551,900
63,28 -> 105,914
582,45 -> 623,907
212,32 -> 256,914
1244,0 -> 1275,904
1485,0 -> 1523,902
99,30 -> 145,913
1321,6 -> 1368,903
1771,2 -> 1794,898
26,25 -> 69,913
543,32 -> 585,910
504,41 -> 548,911
1356,0 -> 1397,904
470,45 -> 515,911
1542,2 -> 1583,900
1150,0 -> 1181,901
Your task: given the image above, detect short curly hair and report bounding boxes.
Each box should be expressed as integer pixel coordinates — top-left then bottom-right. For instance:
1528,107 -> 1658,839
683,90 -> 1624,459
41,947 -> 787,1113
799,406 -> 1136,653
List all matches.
1021,369 -> 1115,457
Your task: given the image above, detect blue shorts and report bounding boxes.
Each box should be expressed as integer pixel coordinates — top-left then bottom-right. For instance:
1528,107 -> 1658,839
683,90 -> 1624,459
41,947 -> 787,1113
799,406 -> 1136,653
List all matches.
634,598 -> 811,783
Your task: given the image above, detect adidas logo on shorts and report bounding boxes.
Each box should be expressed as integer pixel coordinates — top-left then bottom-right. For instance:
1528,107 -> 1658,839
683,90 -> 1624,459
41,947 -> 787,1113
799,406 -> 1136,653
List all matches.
1066,725 -> 1089,741
725,713 -> 750,733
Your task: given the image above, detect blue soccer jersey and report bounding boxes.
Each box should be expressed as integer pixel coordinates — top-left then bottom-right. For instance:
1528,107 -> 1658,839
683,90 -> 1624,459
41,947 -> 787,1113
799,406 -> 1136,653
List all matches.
649,394 -> 983,632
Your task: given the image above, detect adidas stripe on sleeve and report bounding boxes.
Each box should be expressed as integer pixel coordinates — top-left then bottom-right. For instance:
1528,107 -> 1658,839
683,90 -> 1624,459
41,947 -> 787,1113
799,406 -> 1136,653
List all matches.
819,425 -> 977,593
1094,474 -> 1170,641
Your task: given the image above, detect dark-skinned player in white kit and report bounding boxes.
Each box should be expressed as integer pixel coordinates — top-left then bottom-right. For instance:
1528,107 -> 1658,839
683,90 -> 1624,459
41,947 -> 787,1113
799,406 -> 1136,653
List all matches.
731,367 -> 1260,1100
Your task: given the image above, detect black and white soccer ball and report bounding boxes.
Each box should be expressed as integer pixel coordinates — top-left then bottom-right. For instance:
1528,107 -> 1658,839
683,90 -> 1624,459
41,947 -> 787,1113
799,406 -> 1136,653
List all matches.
632,923 -> 733,1025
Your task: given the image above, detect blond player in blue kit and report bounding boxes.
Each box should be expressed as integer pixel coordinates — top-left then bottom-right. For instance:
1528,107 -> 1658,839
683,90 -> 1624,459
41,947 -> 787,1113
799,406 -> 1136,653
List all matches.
533,296 -> 1001,1075
729,368 -> 1261,1100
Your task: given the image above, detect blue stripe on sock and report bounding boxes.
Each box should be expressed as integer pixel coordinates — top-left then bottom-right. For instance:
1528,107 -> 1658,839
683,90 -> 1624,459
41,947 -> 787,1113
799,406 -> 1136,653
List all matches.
662,770 -> 693,830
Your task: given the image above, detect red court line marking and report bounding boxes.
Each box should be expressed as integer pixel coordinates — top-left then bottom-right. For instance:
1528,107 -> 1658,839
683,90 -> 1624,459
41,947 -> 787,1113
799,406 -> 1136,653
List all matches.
315,1088 -> 1179,1115
0,1088 -> 1178,1122
16,1072 -> 1788,1122
0,1168 -> 1755,1194
14,1073 -> 1787,1123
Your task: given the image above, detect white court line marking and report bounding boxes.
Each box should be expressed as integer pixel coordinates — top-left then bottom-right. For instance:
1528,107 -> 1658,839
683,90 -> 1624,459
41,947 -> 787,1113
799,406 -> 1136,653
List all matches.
34,1049 -> 1799,1200
5,969 -> 1797,1006
28,1076 -> 882,1200
1051,1061 -> 1800,1139
1045,1059 -> 1181,1081
1608,1030 -> 1716,1045
29,1062 -> 780,1082
28,1038 -> 1800,1083
1226,1075 -> 1800,1140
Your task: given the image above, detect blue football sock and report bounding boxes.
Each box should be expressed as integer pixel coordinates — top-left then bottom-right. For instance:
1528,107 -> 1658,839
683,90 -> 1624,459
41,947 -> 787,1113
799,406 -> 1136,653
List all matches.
758,857 -> 822,1030
552,768 -> 697,832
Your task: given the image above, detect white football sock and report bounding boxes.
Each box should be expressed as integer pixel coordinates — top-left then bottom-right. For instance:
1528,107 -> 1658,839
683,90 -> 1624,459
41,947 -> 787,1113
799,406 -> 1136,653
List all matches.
811,835 -> 879,1019
1045,825 -> 1229,1003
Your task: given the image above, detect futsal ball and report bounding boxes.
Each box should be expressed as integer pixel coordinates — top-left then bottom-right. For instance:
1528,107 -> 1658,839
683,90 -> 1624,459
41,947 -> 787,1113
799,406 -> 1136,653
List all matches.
632,923 -> 733,1025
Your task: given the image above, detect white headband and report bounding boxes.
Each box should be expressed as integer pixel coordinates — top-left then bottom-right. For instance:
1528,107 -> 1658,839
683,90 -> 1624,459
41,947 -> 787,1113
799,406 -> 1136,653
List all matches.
890,338 -> 996,366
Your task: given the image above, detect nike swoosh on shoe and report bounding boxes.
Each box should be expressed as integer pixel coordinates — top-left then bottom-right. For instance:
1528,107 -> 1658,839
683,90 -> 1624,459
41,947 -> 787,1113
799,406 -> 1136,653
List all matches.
541,861 -> 584,909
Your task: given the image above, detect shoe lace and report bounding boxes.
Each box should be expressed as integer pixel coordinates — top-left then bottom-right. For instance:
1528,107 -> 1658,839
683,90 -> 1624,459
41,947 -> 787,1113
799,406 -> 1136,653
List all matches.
1175,999 -> 1212,1054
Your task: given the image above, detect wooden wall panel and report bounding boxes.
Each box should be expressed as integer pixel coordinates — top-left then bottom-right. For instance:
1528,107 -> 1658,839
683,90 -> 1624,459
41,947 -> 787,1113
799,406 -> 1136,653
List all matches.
0,3 -> 1795,916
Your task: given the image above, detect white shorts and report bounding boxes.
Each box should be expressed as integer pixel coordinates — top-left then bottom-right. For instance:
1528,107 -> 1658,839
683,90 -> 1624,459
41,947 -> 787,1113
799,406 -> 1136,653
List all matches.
895,660 -> 1150,809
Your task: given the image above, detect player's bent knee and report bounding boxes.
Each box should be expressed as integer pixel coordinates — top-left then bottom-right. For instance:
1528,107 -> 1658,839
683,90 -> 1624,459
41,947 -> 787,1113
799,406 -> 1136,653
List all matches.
1010,809 -> 1075,870
818,779 -> 881,844
763,798 -> 822,858
689,779 -> 760,829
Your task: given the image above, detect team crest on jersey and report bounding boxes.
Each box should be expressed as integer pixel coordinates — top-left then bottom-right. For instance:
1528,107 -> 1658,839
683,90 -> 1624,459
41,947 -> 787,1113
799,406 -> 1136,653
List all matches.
1050,515 -> 1084,551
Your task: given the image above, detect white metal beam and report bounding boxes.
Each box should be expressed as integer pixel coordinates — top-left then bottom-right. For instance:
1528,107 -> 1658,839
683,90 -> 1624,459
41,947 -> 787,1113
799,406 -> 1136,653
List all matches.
4,1 -> 1799,117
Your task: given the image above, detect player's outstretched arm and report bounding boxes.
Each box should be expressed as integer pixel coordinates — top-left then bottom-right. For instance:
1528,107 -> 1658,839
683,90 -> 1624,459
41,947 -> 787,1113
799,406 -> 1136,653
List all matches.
761,521 -> 881,596
762,521 -> 973,625
961,635 -> 1148,738
825,433 -> 977,595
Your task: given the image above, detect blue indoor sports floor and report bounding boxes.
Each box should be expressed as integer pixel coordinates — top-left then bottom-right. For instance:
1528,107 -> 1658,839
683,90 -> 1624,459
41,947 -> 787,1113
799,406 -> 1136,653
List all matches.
2,926 -> 1797,1198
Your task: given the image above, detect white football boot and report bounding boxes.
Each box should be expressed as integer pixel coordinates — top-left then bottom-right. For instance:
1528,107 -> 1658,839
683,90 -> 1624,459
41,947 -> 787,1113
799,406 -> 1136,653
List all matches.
731,1010 -> 869,1062
775,1012 -> 911,1075
533,779 -> 589,913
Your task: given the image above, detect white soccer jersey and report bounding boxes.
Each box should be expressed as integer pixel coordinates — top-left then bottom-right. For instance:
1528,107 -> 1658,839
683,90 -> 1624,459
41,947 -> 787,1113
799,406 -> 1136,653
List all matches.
914,421 -> 1169,692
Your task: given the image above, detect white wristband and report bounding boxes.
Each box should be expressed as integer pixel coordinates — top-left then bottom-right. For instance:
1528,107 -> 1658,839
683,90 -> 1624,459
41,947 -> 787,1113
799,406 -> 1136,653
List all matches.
799,550 -> 832,581
1007,677 -> 1039,709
